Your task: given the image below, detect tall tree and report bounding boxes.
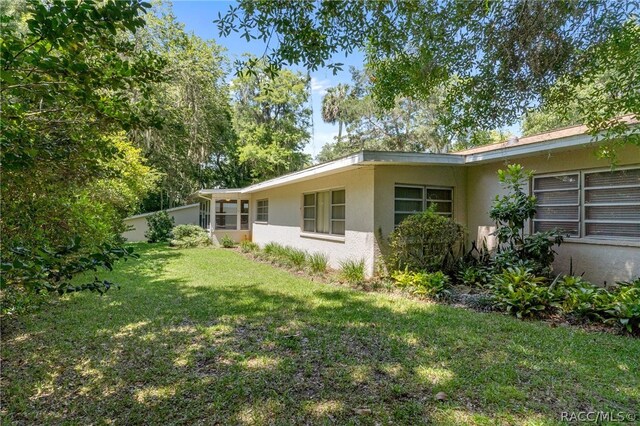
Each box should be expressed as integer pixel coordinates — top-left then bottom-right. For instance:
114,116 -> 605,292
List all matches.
231,58 -> 312,182
1,0 -> 164,250
216,1 -> 636,146
130,4 -> 236,210
321,84 -> 350,143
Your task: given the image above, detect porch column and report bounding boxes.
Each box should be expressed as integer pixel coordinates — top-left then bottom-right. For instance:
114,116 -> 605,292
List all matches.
210,195 -> 215,235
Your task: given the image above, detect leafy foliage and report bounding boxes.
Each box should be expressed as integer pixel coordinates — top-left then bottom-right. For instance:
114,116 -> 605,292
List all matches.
388,208 -> 464,273
489,267 -> 553,319
145,211 -> 174,243
219,235 -> 236,249
215,1 -> 634,143
339,259 -> 366,285
490,164 -> 564,275
239,240 -> 259,253
392,269 -> 451,300
308,252 -> 329,274
231,57 -> 312,182
1,0 -> 164,252
170,225 -> 211,248
1,237 -> 138,315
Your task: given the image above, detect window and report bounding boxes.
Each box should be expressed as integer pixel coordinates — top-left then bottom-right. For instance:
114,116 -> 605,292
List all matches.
532,167 -> 640,239
199,200 -> 210,229
215,200 -> 237,230
256,199 -> 268,222
394,185 -> 453,226
302,189 -> 345,235
215,199 -> 249,230
240,200 -> 249,230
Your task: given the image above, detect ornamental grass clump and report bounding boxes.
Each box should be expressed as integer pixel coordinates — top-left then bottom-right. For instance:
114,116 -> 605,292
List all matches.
339,259 -> 365,284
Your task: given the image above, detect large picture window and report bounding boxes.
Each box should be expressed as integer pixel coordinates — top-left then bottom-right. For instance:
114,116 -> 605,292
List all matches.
302,189 -> 345,235
532,167 -> 640,239
394,185 -> 453,226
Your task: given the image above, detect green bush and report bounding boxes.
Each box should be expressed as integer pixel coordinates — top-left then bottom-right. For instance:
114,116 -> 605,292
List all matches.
457,264 -> 492,288
553,275 -> 605,318
340,259 -> 365,284
170,225 -> 211,248
284,247 -> 307,268
145,211 -> 174,243
1,237 -> 137,315
263,242 -> 286,257
489,267 -> 553,318
603,279 -> 640,335
239,240 -> 259,253
220,234 -> 235,248
489,164 -> 564,276
388,208 -> 464,273
392,268 -> 451,299
308,252 -> 329,274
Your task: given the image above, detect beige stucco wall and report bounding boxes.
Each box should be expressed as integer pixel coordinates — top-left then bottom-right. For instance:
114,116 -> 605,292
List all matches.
249,167 -> 377,276
372,164 -> 468,236
122,204 -> 200,242
466,144 -> 640,284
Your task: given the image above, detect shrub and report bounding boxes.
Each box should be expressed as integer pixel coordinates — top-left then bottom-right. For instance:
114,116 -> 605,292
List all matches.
145,211 -> 174,243
489,164 -> 564,275
308,252 -> 329,274
239,240 -> 259,253
489,267 -> 553,318
388,208 -> 464,273
263,242 -> 286,257
392,268 -> 451,299
340,259 -> 365,284
1,237 -> 137,314
170,225 -> 211,248
284,247 -> 307,268
220,234 -> 235,248
457,264 -> 492,288
603,279 -> 640,335
553,275 -> 605,318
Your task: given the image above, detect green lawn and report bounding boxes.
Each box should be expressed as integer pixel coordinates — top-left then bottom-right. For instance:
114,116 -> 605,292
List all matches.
2,244 -> 638,425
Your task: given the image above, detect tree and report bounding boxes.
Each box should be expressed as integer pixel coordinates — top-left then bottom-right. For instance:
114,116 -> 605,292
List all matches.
1,0 -> 165,251
216,1 -> 636,145
318,69 -> 453,161
130,4 -> 236,210
230,58 -> 312,182
321,84 -> 351,143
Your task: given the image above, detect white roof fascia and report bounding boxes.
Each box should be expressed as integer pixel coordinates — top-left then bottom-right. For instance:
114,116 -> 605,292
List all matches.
463,133 -> 595,164
125,203 -> 199,220
361,151 -> 464,165
240,152 -> 364,193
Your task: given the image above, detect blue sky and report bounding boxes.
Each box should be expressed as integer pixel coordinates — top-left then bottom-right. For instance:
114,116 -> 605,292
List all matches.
171,0 -> 364,158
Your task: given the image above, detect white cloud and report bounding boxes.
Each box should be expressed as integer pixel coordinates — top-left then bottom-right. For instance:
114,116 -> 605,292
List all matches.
310,77 -> 331,96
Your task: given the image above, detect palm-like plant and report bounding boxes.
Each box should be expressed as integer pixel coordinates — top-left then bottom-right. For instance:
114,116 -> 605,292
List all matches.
321,84 -> 350,143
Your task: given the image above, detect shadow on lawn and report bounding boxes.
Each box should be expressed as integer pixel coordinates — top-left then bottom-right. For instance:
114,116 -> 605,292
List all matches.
2,247 -> 639,425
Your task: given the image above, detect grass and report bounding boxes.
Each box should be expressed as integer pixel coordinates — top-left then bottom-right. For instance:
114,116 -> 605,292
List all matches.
2,244 -> 639,425
308,252 -> 329,274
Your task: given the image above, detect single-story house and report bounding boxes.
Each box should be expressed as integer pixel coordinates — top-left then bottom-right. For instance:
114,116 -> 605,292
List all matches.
126,118 -> 640,285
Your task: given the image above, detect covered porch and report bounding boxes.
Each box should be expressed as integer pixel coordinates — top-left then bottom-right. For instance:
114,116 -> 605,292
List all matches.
197,189 -> 252,243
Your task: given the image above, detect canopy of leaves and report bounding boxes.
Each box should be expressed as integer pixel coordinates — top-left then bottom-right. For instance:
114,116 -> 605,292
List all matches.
216,1 -> 636,139
1,0 -> 163,251
231,57 -> 312,182
129,5 -> 237,210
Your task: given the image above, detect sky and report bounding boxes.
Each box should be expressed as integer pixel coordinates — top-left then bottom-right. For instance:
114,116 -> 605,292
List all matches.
171,0 -> 365,159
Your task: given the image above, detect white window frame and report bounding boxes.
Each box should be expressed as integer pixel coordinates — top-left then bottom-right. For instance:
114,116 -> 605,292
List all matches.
394,184 -> 454,227
532,165 -> 640,240
256,199 -> 268,223
301,188 -> 345,236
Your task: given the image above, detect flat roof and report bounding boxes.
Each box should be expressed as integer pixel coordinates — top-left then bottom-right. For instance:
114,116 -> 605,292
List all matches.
195,115 -> 638,195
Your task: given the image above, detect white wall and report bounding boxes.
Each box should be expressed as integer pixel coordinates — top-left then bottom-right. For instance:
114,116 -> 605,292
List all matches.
122,204 -> 200,242
466,144 -> 640,284
249,167 -> 377,276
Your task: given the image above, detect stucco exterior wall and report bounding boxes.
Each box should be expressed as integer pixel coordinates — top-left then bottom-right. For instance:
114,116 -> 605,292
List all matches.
372,164 -> 468,237
122,204 -> 200,242
466,144 -> 640,284
249,167 -> 376,276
